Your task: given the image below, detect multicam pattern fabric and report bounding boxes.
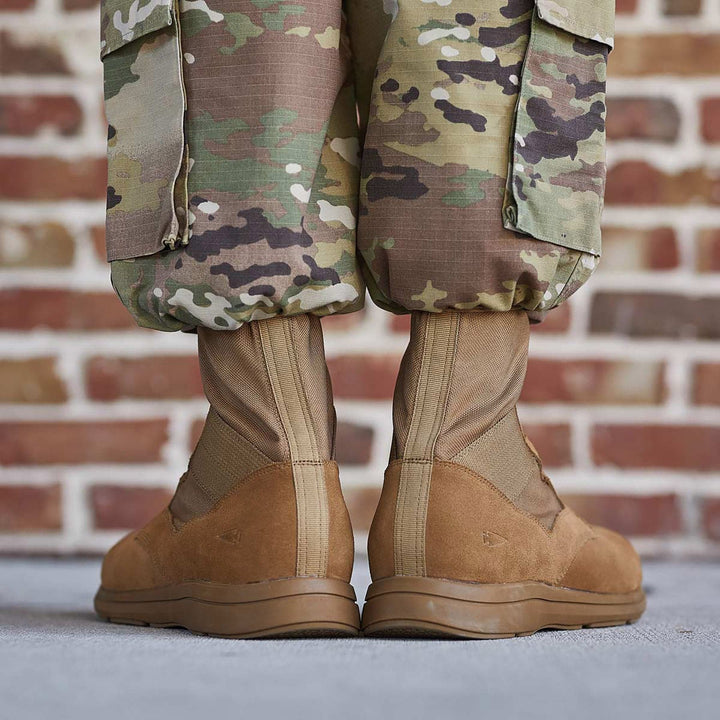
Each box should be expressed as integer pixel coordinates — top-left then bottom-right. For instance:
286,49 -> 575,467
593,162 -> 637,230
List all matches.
100,0 -> 614,332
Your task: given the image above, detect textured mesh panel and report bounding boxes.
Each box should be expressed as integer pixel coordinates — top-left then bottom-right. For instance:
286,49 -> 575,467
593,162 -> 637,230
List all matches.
436,311 -> 529,459
393,310 -> 562,529
452,410 -> 538,503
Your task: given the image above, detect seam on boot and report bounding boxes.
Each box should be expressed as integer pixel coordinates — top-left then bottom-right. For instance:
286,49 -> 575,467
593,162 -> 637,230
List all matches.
259,318 -> 329,578
393,312 -> 460,577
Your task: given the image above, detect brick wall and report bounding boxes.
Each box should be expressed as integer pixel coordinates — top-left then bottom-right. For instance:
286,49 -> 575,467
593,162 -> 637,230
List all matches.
1,0 -> 719,557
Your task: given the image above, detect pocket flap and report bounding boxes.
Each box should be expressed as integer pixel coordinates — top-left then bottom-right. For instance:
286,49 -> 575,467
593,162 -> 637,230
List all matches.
101,0 -> 174,58
535,0 -> 614,48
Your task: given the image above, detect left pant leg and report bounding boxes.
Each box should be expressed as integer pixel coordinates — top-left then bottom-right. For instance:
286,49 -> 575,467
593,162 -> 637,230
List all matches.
104,0 -> 365,332
350,0 -> 613,319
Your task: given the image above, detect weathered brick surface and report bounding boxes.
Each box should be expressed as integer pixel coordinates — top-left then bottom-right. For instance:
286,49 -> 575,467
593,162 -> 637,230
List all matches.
590,293 -> 720,340
0,95 -> 83,136
562,494 -> 683,537
0,1 -> 719,557
700,98 -> 720,143
701,499 -> 720,541
0,420 -> 168,465
522,423 -> 572,468
0,484 -> 62,532
592,425 -> 720,471
0,289 -> 138,331
0,156 -> 106,201
663,0 -> 702,17
606,98 -> 680,142
523,360 -> 665,405
600,227 -> 679,272
91,485 -> 172,530
696,228 -> 720,272
335,422 -> 374,466
611,34 -> 720,76
0,358 -> 67,404
692,363 -> 720,406
0,222 -> 75,268
86,356 -> 203,401
327,355 -> 402,400
0,30 -> 70,75
605,162 -> 720,206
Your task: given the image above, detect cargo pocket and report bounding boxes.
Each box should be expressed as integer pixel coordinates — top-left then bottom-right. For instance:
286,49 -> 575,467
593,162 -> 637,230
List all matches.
101,0 -> 188,262
503,0 -> 614,264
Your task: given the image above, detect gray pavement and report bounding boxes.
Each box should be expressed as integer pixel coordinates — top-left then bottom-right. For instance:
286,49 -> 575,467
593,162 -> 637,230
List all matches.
1,557 -> 719,720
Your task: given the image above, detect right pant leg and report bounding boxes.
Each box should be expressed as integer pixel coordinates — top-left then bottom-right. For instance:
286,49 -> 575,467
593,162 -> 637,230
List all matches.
348,0 -> 613,320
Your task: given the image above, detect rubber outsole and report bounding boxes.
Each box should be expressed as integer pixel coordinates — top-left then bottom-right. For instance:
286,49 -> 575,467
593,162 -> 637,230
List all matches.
95,577 -> 360,639
361,576 -> 646,639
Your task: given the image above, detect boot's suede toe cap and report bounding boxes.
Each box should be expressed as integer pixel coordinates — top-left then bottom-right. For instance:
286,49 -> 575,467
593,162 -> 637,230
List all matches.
560,526 -> 642,594
101,531 -> 157,591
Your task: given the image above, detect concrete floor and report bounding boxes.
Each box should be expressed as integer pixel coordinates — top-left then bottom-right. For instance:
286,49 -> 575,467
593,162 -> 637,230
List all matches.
1,558 -> 719,720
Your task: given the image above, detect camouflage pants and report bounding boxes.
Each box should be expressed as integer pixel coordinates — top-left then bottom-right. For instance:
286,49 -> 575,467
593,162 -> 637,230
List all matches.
101,0 -> 614,331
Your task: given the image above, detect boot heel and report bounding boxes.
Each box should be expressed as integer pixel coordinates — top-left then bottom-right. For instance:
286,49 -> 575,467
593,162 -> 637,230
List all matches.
361,576 -> 646,639
96,577 -> 361,638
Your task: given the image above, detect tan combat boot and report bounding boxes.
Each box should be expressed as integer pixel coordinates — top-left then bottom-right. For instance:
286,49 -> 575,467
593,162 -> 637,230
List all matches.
362,310 -> 645,638
95,315 -> 359,638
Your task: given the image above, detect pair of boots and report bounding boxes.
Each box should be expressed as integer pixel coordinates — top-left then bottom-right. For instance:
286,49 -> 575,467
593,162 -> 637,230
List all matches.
96,311 -> 645,638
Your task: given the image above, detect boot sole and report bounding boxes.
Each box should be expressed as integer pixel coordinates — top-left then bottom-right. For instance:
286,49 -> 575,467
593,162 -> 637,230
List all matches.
95,577 -> 360,638
361,576 -> 646,639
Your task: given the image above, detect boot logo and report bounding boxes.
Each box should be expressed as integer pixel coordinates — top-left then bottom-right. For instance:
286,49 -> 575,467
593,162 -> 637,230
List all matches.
481,531 -> 507,548
218,528 -> 243,544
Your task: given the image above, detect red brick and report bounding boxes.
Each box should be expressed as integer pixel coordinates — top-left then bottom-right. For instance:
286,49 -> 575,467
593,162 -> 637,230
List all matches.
663,0 -> 702,16
611,35 -> 720,77
0,1 -> 36,11
389,314 -> 411,334
91,225 -> 107,262
616,0 -> 638,13
692,364 -> 720,406
0,419 -> 168,465
344,486 -> 381,534
0,222 -> 75,268
605,161 -> 720,206
327,354 -> 401,400
532,302 -> 571,333
321,309 -> 365,332
0,358 -> 67,403
606,97 -> 679,142
0,95 -> 82,136
0,156 -> 106,201
0,289 -> 137,331
592,425 -> 720,471
700,98 -> 720,143
697,228 -> 720,272
0,484 -> 61,532
600,227 -> 679,271
0,30 -> 70,75
522,359 -> 665,405
91,485 -> 172,530
562,493 -> 682,537
335,421 -> 374,465
86,356 -> 203,401
700,498 -> 720,541
522,423 -> 572,467
590,293 -> 720,339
